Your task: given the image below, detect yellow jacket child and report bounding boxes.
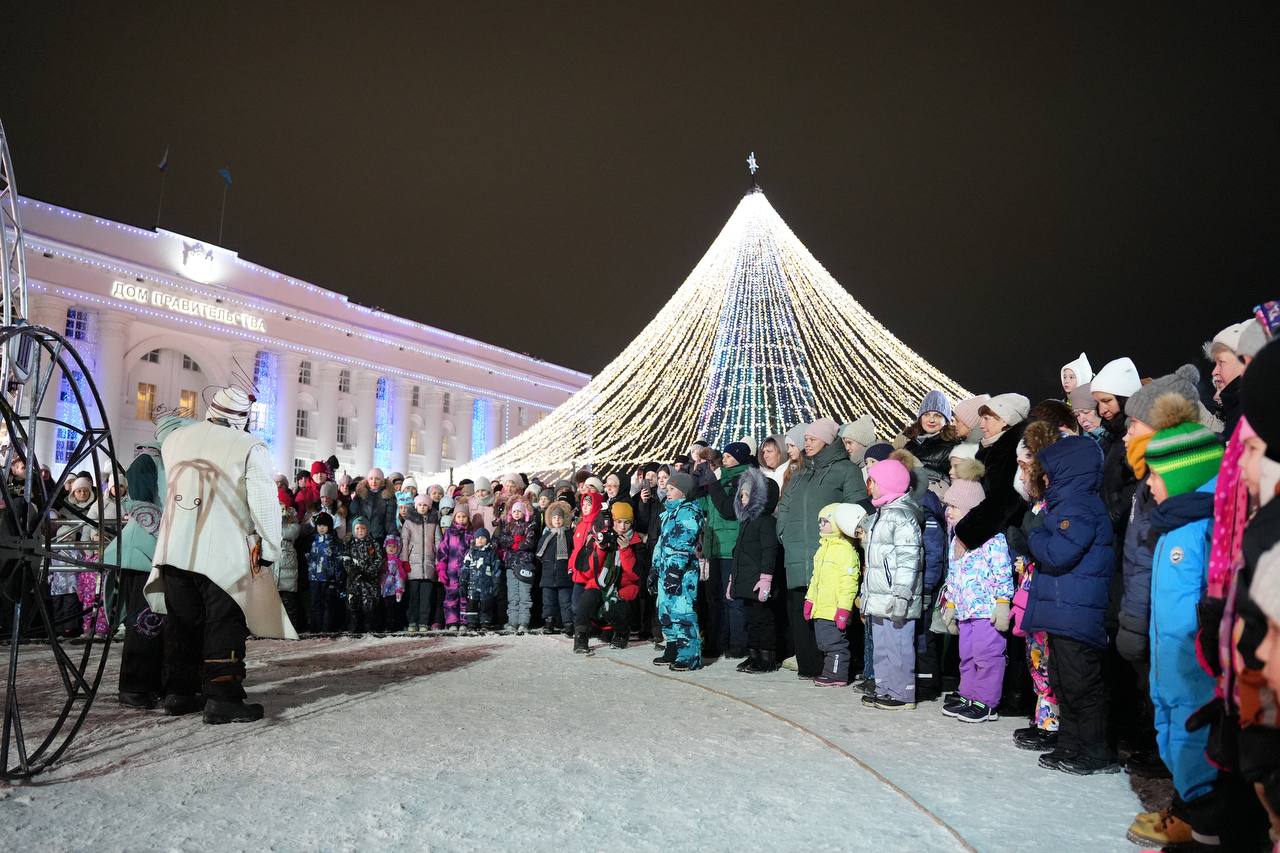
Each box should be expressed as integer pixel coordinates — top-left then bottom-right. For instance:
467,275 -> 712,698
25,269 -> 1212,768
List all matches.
804,503 -> 866,686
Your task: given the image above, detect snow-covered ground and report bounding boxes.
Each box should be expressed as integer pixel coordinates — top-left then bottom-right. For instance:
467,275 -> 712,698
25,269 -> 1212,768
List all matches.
4,634 -> 1146,852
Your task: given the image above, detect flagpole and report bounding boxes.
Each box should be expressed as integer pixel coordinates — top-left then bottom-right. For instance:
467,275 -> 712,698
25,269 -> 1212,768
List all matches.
155,169 -> 168,229
218,182 -> 228,245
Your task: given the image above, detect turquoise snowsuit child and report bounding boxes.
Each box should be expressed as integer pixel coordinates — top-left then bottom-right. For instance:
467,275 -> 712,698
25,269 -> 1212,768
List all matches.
650,482 -> 706,670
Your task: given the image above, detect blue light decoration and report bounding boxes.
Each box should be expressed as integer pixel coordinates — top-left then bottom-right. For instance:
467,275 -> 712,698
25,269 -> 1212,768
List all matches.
54,308 -> 93,467
251,350 -> 277,449
374,378 -> 392,470
472,398 -> 488,459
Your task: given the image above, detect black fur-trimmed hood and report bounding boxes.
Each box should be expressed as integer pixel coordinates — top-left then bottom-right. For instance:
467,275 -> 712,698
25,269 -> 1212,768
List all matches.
734,467 -> 776,522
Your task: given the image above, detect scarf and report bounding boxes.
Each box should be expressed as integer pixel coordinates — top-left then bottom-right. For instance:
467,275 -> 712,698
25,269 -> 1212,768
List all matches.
871,490 -> 905,508
1125,431 -> 1153,479
980,427 -> 1007,448
538,527 -> 568,560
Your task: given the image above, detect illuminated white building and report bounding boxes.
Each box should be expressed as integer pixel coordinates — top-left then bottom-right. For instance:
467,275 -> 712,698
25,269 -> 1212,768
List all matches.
19,197 -> 589,480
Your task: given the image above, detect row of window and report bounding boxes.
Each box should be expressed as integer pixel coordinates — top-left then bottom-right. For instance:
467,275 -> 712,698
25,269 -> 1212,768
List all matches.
294,361 -> 448,412
294,409 -> 446,456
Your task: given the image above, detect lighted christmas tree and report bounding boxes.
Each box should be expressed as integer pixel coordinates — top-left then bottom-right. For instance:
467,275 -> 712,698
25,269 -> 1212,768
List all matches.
445,156 -> 969,477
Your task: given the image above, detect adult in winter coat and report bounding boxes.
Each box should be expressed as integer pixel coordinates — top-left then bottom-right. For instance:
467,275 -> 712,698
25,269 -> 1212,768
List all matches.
275,508 -> 303,631
650,472 -> 706,670
725,467 -> 780,673
858,459 -> 925,708
348,469 -> 397,543
147,386 -> 293,724
110,414 -> 194,710
293,460 -> 327,518
435,504 -> 475,628
1022,436 -> 1118,775
895,390 -> 961,481
694,443 -> 753,658
776,418 -> 870,678
955,394 -> 1030,552
401,493 -> 441,631
1091,357 -> 1145,530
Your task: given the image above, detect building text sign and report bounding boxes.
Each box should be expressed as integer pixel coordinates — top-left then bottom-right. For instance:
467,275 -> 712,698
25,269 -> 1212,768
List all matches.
111,281 -> 267,332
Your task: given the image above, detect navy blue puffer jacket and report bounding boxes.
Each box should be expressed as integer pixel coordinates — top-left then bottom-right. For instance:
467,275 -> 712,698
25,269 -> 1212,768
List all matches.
1022,436 -> 1115,649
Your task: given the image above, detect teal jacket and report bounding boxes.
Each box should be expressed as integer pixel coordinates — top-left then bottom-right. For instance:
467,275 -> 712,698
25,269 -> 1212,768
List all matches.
700,464 -> 747,559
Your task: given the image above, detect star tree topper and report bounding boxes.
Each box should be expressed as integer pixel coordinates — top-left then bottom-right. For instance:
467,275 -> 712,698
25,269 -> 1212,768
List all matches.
746,151 -> 759,175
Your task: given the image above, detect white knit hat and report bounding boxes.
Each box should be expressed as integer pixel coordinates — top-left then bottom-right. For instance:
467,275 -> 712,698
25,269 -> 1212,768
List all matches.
979,393 -> 1031,428
207,386 -> 253,427
839,415 -> 877,448
1091,357 -> 1142,398
71,475 -> 95,493
1250,543 -> 1280,625
584,476 -> 605,493
1060,352 -> 1094,385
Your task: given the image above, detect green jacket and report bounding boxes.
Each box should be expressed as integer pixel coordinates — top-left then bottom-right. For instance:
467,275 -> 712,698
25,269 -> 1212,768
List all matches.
700,464 -> 747,559
775,441 -> 869,588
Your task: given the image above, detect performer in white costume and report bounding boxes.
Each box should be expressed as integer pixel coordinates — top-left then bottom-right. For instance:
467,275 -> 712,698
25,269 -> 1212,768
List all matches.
144,385 -> 296,724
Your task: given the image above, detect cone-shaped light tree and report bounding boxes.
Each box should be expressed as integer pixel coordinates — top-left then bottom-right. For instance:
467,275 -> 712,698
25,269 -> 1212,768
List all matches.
444,164 -> 969,478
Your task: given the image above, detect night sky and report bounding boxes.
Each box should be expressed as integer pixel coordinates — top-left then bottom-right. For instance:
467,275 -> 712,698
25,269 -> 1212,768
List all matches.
3,4 -> 1275,399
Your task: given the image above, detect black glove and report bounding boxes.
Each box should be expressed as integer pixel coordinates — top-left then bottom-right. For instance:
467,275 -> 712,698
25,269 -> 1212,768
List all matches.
647,572 -> 658,597
1196,596 -> 1226,679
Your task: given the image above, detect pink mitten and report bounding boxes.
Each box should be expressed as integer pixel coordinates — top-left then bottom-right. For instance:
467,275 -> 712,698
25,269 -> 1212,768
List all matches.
753,574 -> 772,603
803,600 -> 814,621
834,608 -> 851,631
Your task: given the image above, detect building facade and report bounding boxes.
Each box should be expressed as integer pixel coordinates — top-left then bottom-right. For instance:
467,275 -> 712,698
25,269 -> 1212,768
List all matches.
19,197 -> 589,481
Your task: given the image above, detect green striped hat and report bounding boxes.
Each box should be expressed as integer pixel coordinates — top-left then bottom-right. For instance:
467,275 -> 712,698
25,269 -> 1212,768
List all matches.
1145,422 -> 1224,498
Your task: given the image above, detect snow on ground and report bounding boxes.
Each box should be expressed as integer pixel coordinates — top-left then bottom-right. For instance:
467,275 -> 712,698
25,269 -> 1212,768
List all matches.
3,634 -> 1145,852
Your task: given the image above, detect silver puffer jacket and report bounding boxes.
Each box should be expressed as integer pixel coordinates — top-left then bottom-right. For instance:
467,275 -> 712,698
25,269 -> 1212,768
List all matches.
857,494 -> 924,620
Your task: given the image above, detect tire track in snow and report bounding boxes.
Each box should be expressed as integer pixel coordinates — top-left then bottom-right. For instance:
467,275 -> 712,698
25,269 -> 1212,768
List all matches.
604,656 -> 977,853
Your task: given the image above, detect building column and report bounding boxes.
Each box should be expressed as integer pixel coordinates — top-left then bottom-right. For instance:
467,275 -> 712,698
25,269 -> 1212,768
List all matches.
352,369 -> 379,475
453,394 -> 473,464
390,377 -> 414,476
485,399 -> 502,456
31,294 -> 71,472
272,351 -> 301,477
90,312 -> 129,437
315,361 -> 341,462
422,387 -> 444,473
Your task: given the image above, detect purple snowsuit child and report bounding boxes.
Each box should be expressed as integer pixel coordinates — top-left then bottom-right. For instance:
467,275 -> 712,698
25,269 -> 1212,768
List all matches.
435,508 -> 474,627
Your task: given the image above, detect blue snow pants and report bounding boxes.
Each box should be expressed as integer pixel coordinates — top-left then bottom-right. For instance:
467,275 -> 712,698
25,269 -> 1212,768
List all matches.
658,564 -> 701,667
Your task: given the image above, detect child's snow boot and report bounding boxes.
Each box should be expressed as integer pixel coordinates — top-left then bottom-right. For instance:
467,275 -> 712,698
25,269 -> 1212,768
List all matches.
736,649 -> 758,673
573,631 -> 591,654
1013,726 -> 1058,752
1125,808 -> 1193,848
653,645 -> 677,667
610,633 -> 629,650
517,624 -> 528,635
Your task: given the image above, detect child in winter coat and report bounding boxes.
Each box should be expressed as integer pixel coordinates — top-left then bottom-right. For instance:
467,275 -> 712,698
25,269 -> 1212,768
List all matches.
344,517 -> 384,632
857,459 -> 925,710
650,472 -> 707,671
803,503 -> 864,686
572,502 -> 643,652
537,500 -> 575,635
941,479 -> 1014,723
1022,435 -> 1119,776
728,467 -> 780,674
275,506 -> 304,632
461,528 -> 502,630
569,491 -> 603,614
401,493 -> 440,632
497,500 -> 538,633
381,534 -> 408,631
307,512 -> 343,632
1126,399 -> 1227,847
435,504 -> 474,629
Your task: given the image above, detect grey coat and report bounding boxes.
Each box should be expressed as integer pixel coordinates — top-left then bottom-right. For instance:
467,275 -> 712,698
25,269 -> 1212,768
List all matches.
776,440 -> 870,588
857,495 -> 924,620
274,521 -> 301,593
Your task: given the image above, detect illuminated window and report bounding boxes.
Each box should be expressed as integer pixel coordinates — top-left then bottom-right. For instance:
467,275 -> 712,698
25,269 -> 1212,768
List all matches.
442,392 -> 451,414
293,458 -> 308,477
411,385 -> 420,408
336,415 -> 350,447
298,360 -> 312,385
338,369 -> 351,394
136,383 -> 156,421
141,349 -> 160,364
178,389 -> 198,417
441,435 -> 452,459
181,354 -> 201,372
64,307 -> 88,341
519,406 -> 528,426
409,431 -> 420,454
295,409 -> 312,439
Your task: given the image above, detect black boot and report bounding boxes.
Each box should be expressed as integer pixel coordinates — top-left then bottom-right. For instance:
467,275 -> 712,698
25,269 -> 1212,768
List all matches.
748,649 -> 778,673
573,631 -> 591,654
562,624 -> 574,638
737,649 -> 759,673
162,693 -> 205,716
202,698 -> 264,724
118,691 -> 158,710
610,633 -> 629,650
653,645 -> 677,667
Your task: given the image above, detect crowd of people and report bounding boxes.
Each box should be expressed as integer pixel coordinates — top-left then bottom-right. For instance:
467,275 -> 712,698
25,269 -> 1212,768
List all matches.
23,301 -> 1280,851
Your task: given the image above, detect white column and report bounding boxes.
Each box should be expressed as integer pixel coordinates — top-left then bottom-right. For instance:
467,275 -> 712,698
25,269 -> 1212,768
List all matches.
90,311 -> 129,435
352,369 -> 379,475
485,399 -> 502,455
315,361 -> 340,461
32,294 -> 70,472
453,394 -> 473,464
390,377 -> 413,476
272,351 -> 300,476
422,387 -> 444,473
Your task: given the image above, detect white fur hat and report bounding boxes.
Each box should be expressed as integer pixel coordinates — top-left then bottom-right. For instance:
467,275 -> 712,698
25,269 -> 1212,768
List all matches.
1060,352 -> 1093,385
1204,320 -> 1253,358
207,386 -> 253,427
949,442 -> 980,460
1250,543 -> 1280,626
1091,357 -> 1142,398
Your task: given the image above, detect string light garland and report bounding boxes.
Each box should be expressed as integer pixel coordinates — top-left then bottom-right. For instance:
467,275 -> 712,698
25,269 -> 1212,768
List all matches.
428,187 -> 969,480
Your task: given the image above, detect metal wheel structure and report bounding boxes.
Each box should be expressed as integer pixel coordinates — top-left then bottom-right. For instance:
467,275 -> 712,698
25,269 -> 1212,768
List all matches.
0,118 -> 125,779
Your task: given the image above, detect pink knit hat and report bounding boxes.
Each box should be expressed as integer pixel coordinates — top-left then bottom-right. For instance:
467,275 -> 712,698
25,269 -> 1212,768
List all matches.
953,395 -> 991,430
867,459 -> 910,506
942,479 -> 985,514
804,417 -> 840,445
